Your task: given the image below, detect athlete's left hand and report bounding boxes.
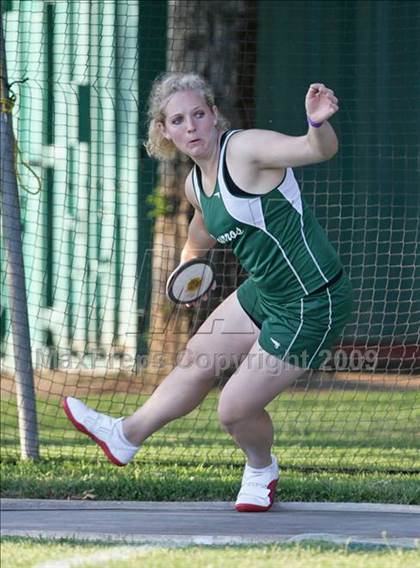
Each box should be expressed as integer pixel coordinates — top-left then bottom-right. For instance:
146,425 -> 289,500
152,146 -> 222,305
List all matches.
305,83 -> 339,124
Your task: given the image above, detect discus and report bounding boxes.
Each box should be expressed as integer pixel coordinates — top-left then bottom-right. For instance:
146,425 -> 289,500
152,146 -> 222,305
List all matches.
166,258 -> 216,305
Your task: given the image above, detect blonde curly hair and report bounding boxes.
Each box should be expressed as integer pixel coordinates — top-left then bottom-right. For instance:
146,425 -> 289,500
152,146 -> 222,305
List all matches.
144,72 -> 230,161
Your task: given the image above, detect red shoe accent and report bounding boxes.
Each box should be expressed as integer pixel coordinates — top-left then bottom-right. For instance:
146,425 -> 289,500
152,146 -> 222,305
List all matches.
62,397 -> 126,467
235,478 -> 278,513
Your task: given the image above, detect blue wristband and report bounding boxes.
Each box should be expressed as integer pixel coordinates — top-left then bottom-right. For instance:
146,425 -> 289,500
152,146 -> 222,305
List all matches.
307,116 -> 324,128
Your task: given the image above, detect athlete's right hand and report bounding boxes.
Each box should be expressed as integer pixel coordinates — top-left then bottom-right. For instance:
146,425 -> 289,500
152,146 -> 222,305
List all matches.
185,280 -> 217,308
305,83 -> 339,124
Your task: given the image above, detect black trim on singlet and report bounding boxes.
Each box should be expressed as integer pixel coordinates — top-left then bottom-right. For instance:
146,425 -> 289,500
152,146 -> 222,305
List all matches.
195,129 -> 288,199
221,131 -> 287,198
308,268 -> 344,296
195,164 -> 203,191
194,131 -> 230,197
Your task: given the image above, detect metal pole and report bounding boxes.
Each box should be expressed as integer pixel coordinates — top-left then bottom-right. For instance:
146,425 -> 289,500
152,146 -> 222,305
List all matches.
0,13 -> 39,459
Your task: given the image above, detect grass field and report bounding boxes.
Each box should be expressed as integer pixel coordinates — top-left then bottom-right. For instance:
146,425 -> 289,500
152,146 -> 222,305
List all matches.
1,537 -> 419,568
1,390 -> 419,503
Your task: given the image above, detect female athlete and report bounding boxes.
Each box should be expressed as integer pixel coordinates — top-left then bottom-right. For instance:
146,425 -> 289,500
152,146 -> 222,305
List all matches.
63,73 -> 353,512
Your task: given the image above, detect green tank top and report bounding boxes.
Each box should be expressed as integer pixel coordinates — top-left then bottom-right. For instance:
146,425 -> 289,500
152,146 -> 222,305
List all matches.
191,130 -> 343,302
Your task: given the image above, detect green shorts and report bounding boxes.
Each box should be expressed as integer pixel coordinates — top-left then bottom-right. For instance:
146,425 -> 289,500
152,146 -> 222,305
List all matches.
236,271 -> 354,369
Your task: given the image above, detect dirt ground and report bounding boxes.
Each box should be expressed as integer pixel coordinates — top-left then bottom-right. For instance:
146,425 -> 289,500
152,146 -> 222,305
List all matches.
1,367 -> 419,400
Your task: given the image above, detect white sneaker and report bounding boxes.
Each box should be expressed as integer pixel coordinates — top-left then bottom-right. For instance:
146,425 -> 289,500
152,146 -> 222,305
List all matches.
62,396 -> 139,466
235,455 -> 279,512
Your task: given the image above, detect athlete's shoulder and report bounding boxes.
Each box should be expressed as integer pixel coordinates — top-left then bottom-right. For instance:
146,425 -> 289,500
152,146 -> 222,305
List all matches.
229,128 -> 282,144
227,129 -> 277,159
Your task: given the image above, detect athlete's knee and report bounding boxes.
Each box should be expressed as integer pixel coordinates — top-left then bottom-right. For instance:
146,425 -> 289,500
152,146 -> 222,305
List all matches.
217,394 -> 249,431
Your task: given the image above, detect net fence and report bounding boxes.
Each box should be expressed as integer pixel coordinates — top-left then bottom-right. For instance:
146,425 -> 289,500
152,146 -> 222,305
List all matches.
1,0 -> 419,473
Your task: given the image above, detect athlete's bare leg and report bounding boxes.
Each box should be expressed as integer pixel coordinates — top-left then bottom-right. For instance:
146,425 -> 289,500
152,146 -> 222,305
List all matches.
123,291 -> 260,446
218,341 -> 305,468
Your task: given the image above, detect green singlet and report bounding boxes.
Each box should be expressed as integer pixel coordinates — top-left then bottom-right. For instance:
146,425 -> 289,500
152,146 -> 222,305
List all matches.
191,130 -> 353,369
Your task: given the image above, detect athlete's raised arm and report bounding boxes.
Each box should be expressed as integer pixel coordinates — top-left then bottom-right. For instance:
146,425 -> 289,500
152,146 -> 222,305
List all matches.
229,83 -> 339,169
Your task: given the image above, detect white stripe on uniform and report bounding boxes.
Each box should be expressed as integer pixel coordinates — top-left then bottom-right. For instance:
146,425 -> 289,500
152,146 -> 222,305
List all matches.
308,287 -> 333,367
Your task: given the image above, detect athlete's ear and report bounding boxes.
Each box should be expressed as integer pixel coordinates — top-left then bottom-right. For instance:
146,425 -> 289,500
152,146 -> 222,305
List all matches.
212,106 -> 218,127
157,120 -> 171,141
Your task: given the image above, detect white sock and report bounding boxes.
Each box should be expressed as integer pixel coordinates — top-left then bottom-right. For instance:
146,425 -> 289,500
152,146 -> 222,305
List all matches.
246,455 -> 275,474
115,419 -> 139,449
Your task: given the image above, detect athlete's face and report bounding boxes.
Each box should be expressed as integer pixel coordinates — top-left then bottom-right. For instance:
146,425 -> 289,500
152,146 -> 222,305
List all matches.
160,90 -> 218,159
